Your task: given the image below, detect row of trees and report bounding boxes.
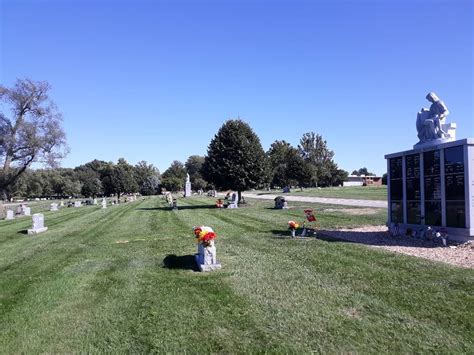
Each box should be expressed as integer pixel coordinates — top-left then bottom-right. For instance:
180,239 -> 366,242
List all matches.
1,79 -> 377,202
200,120 -> 349,202
6,159 -> 161,199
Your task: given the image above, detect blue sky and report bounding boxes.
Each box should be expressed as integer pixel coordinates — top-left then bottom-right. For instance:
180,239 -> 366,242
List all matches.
1,0 -> 472,176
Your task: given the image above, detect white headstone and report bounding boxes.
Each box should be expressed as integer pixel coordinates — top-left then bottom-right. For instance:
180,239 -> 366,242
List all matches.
93,198 -> 98,205
6,210 -> 14,220
23,207 -> 31,216
102,198 -> 107,209
27,213 -> 48,235
195,240 -> 221,272
50,203 -> 59,211
74,201 -> 82,207
60,200 -> 65,207
228,192 -> 238,208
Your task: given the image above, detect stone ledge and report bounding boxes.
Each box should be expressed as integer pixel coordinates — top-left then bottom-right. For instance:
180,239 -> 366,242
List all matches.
198,263 -> 222,272
27,227 -> 48,235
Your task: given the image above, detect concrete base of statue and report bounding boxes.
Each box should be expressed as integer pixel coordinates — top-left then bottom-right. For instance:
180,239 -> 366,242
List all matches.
195,241 -> 221,272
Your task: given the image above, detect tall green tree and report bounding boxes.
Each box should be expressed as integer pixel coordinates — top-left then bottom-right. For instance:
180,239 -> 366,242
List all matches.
267,140 -> 293,188
0,79 -> 68,199
140,175 -> 161,195
162,160 -> 187,181
298,132 -> 336,187
134,161 -> 160,195
185,155 -> 208,189
101,159 -> 138,200
203,119 -> 269,202
185,155 -> 205,177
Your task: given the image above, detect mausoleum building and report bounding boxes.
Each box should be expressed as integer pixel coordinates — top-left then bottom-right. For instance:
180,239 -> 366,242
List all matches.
385,93 -> 473,241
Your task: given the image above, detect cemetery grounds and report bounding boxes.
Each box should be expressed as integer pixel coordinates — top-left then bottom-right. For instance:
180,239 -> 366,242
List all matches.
253,185 -> 388,200
0,196 -> 472,353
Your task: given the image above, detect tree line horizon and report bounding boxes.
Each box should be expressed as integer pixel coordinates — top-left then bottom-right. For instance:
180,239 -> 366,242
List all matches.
1,79 -> 379,202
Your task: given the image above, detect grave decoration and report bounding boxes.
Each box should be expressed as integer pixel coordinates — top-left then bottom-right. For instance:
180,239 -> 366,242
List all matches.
389,223 -> 400,237
288,220 -> 299,238
301,209 -> 317,237
193,226 -> 222,271
216,199 -> 224,208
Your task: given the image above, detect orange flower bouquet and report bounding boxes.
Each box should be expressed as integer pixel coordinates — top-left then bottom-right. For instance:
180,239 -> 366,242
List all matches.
288,220 -> 299,238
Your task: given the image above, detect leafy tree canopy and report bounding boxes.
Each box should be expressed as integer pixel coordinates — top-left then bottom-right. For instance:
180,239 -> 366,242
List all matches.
203,119 -> 269,201
0,79 -> 68,198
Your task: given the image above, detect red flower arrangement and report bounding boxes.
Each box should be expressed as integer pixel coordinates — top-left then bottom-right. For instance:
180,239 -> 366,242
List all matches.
304,209 -> 316,222
193,226 -> 217,247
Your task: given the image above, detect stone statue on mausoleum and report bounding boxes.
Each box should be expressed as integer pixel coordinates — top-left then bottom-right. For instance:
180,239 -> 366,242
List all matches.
415,92 -> 456,147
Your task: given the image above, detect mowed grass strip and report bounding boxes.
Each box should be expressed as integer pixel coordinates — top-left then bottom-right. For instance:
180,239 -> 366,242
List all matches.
253,185 -> 388,200
0,197 -> 472,353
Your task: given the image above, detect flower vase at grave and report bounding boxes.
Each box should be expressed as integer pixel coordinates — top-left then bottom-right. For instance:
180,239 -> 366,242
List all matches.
288,220 -> 299,238
193,226 -> 221,272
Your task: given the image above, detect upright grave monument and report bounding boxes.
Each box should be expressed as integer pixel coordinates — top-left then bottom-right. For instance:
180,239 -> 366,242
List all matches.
27,213 -> 48,235
228,192 -> 238,209
193,226 -> 221,272
385,92 -> 473,241
184,173 -> 192,197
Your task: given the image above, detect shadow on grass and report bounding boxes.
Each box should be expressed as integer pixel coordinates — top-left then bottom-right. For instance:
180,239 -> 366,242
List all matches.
17,230 -> 28,235
270,229 -> 318,239
137,205 -> 216,211
163,254 -> 199,271
269,228 -> 449,248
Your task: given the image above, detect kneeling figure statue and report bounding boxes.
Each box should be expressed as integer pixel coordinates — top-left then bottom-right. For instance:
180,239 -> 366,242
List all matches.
416,92 -> 456,146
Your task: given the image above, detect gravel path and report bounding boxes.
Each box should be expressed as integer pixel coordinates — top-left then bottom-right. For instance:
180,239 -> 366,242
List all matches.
242,193 -> 387,208
318,225 -> 473,269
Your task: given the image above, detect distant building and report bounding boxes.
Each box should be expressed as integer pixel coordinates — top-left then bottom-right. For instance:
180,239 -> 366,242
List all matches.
343,175 -> 383,187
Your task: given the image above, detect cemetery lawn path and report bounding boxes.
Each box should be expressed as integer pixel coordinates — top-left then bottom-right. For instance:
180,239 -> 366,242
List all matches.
0,197 -> 472,353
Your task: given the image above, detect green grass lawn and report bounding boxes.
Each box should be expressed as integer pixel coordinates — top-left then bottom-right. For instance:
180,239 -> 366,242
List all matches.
0,197 -> 472,353
253,186 -> 388,200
